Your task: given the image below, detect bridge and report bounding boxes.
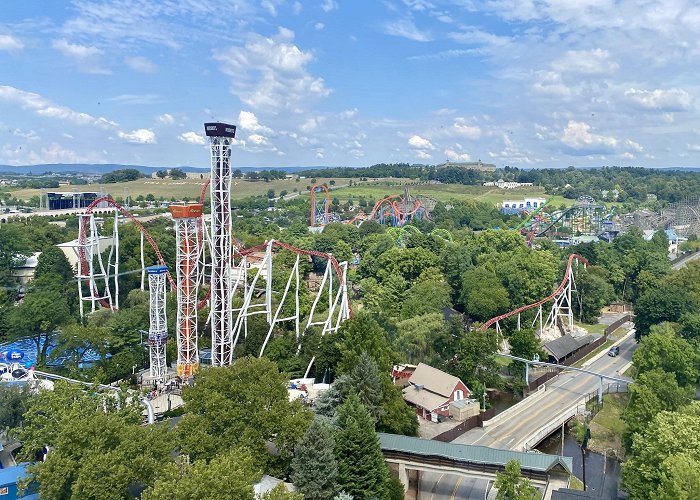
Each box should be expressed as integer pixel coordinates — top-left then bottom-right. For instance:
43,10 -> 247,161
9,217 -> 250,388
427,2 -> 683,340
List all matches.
379,433 -> 573,498
453,329 -> 636,451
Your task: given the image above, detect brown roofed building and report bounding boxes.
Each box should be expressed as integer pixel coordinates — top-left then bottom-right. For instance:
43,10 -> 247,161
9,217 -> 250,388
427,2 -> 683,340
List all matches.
402,363 -> 471,422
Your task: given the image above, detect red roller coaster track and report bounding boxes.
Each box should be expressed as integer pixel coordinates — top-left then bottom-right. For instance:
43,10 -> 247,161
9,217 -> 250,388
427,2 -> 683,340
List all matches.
79,191 -> 352,317
479,253 -> 589,331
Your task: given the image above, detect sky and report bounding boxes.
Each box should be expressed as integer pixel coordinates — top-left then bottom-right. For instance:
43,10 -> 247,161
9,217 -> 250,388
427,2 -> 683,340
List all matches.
1,1 -> 699,169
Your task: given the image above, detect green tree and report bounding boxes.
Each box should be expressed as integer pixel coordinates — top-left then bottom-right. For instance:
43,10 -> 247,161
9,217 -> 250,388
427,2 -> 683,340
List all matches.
143,449 -> 260,500
632,323 -> 699,386
16,382 -> 170,500
622,403 -> 700,500
34,245 -> 74,282
169,167 -> 187,180
291,419 -> 339,500
334,395 -> 389,499
633,283 -> 697,337
400,278 -> 452,320
508,328 -> 543,374
494,460 -> 538,499
156,170 -> 168,179
0,383 -> 30,430
573,266 -> 614,323
459,267 -> 510,322
261,484 -> 305,499
455,330 -> 500,389
334,313 -> 396,375
176,357 -> 312,473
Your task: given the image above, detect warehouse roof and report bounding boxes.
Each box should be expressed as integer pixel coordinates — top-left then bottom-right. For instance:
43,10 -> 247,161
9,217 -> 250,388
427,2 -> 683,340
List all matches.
543,334 -> 595,360
378,433 -> 573,474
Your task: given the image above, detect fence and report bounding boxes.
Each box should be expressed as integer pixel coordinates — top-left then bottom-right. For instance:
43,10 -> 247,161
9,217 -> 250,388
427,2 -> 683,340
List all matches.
432,407 -> 497,442
580,382 -> 629,419
604,314 -> 633,336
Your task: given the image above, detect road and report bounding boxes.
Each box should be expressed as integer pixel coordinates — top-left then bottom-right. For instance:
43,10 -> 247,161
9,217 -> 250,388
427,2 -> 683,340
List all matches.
672,250 -> 700,270
453,331 -> 637,450
418,472 -> 490,500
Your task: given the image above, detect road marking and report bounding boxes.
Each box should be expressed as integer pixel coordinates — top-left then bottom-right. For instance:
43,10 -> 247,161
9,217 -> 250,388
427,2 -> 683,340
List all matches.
451,476 -> 463,500
430,473 -> 445,500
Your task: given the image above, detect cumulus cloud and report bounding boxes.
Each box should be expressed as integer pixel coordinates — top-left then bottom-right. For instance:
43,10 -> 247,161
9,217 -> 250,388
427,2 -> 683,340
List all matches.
415,150 -> 432,159
118,128 -> 156,144
178,131 -> 205,145
408,135 -> 435,149
0,34 -> 23,51
156,113 -> 175,125
238,111 -> 274,134
215,28 -> 330,112
451,118 -> 481,139
0,85 -> 119,129
315,22 -> 325,31
321,0 -> 338,12
444,148 -> 471,161
624,88 -> 694,112
561,120 -> 617,154
300,116 -> 326,133
124,55 -> 156,73
247,134 -> 269,145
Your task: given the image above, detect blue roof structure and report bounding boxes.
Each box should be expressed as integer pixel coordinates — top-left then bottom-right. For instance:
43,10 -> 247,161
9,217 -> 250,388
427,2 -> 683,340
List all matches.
0,463 -> 39,499
665,229 -> 678,241
146,265 -> 168,275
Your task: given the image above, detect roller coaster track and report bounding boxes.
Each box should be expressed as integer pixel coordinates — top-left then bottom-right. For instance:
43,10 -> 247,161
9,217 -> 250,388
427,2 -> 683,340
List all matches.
479,254 -> 589,331
79,189 -> 351,317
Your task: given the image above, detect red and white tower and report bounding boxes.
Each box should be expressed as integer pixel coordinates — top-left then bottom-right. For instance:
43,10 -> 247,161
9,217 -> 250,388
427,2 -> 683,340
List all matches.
205,122 -> 237,367
170,204 -> 203,377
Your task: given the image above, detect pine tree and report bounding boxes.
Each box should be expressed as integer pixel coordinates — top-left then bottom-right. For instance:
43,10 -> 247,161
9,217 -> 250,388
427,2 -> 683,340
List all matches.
334,395 -> 389,499
349,352 -> 384,422
291,418 -> 339,500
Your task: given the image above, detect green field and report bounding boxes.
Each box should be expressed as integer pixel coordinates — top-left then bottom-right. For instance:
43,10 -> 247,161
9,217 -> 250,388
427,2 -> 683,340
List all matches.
9,176 -> 355,202
10,175 -> 583,209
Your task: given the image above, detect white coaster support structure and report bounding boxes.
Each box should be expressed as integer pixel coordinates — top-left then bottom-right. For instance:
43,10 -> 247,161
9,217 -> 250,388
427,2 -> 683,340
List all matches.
146,265 -> 168,383
76,213 -> 114,316
205,122 -> 237,367
170,204 -> 204,378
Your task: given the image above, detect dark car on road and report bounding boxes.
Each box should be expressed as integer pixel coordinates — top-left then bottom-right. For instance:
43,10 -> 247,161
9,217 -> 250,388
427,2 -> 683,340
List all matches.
608,346 -> 620,357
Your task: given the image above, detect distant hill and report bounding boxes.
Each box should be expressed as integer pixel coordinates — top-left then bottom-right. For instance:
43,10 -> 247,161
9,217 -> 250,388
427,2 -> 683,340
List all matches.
0,164 -> 340,176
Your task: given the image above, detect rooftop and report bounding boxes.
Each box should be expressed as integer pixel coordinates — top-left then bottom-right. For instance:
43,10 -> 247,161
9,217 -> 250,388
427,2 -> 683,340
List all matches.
543,334 -> 595,360
408,363 -> 463,398
378,433 -> 573,475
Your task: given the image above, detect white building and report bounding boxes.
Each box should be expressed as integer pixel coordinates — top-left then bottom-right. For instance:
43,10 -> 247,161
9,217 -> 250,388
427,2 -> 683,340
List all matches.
501,197 -> 547,213
483,179 -> 534,189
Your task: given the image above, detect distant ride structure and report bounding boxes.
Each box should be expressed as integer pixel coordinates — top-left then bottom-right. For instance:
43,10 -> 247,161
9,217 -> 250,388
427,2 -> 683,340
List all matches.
310,183 -> 331,227
146,265 -> 168,383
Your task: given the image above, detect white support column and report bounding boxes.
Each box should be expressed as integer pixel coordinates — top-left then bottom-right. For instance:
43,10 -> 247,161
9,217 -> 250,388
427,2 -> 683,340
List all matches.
147,265 -> 168,383
140,231 -> 145,291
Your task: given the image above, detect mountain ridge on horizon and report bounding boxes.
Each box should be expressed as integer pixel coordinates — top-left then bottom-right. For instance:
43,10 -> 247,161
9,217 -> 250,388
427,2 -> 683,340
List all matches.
1,163 -> 699,176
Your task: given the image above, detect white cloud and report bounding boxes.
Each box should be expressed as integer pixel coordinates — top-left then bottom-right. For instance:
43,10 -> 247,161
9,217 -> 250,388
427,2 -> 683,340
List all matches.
156,113 -> 175,125
551,49 -> 618,75
0,34 -> 23,51
248,134 -> 269,145
625,139 -> 644,152
338,108 -> 358,119
0,85 -> 118,129
238,111 -> 274,134
321,0 -> 339,12
687,144 -> 700,152
415,150 -> 432,159
408,135 -> 435,149
383,18 -> 432,42
261,0 -> 277,16
124,55 -> 156,73
451,118 -> 482,139
624,88 -> 694,112
178,131 -> 205,145
107,94 -> 162,105
215,28 -> 331,113
561,120 -> 617,154
444,148 -> 471,161
315,22 -> 325,31
300,116 -> 326,133
52,38 -> 110,74
118,128 -> 156,144
293,2 -> 303,14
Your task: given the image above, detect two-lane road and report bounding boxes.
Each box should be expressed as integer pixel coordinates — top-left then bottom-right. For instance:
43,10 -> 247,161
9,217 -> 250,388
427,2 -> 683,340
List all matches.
453,331 -> 637,450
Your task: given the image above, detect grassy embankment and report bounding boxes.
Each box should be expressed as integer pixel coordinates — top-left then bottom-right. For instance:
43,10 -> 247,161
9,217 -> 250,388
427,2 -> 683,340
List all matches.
586,393 -> 628,458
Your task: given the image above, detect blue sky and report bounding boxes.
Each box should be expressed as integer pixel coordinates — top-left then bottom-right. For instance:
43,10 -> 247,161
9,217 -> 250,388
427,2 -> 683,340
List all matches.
1,0 -> 699,168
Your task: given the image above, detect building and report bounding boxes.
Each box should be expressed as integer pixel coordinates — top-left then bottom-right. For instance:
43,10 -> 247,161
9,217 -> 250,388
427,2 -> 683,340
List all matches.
402,363 -> 471,422
643,228 -> 681,256
46,191 -> 107,210
449,398 -> 481,421
0,463 -> 39,499
542,334 -> 595,364
10,252 -> 41,285
483,179 -> 534,189
501,197 -> 547,214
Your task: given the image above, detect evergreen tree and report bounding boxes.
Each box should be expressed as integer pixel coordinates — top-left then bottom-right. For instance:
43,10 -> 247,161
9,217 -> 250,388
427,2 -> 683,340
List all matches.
334,395 -> 389,499
291,419 -> 338,500
348,352 -> 384,422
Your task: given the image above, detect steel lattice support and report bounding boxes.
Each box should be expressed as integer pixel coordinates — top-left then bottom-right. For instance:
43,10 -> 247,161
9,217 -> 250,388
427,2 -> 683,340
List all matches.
146,265 -> 168,382
205,122 -> 237,367
170,205 -> 203,378
76,213 -> 114,316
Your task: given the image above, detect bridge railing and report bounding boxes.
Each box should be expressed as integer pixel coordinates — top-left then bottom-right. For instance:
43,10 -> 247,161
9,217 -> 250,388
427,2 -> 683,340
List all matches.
581,382 -> 629,419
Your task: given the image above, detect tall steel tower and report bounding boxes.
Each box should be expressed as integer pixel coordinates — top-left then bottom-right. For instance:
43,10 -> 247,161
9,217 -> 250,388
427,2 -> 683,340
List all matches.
146,265 -> 168,382
205,123 -> 237,366
169,204 -> 203,377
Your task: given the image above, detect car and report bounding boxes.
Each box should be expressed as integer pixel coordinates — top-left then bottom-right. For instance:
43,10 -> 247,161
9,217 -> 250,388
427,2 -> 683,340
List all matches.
607,346 -> 620,357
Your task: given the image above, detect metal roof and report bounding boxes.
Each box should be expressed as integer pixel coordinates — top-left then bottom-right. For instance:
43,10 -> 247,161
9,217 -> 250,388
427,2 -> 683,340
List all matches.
543,334 -> 595,360
378,433 -> 573,475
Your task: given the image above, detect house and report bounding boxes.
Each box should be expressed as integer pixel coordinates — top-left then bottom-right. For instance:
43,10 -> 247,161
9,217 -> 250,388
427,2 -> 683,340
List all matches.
11,252 -> 41,286
402,363 -> 471,422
